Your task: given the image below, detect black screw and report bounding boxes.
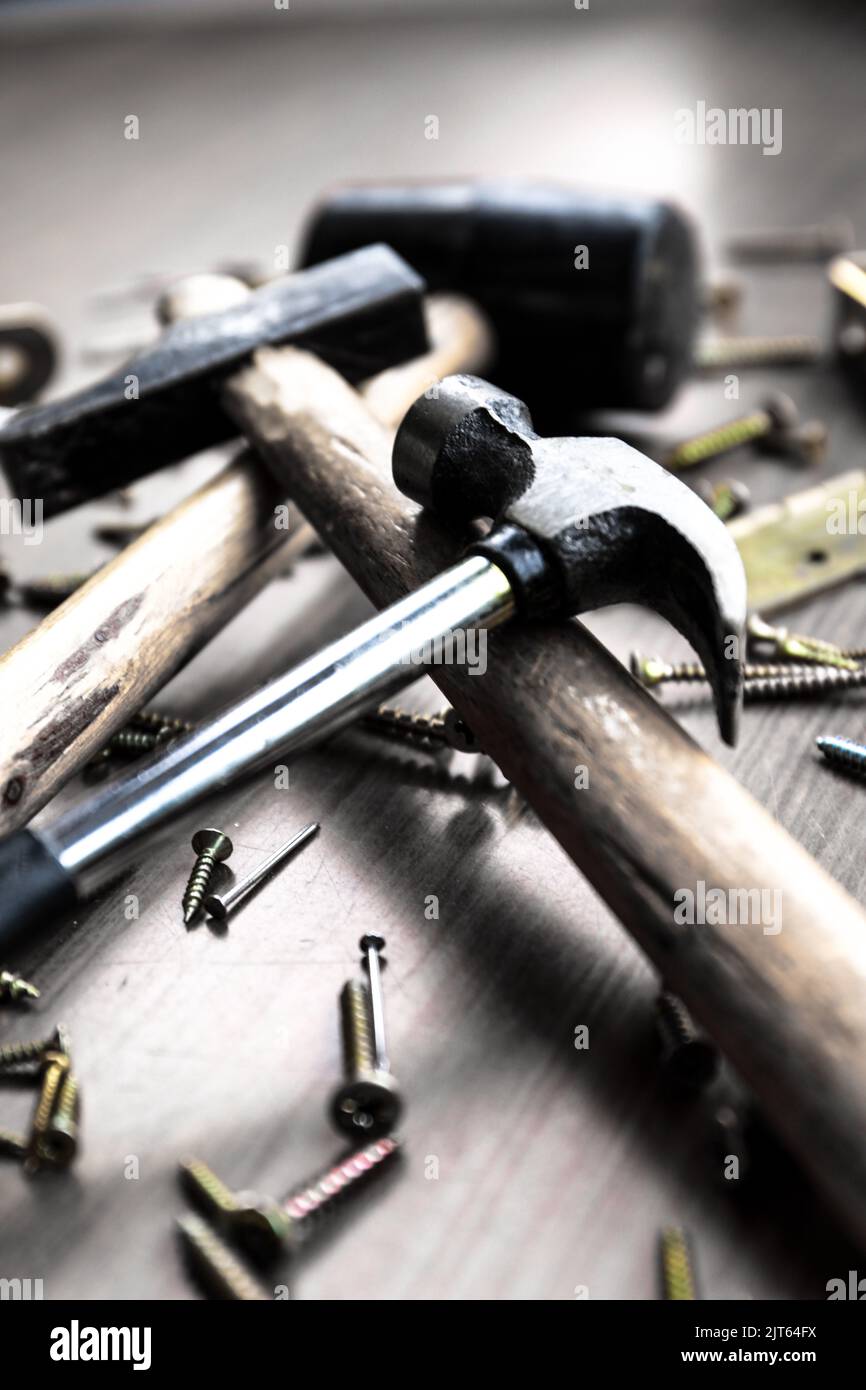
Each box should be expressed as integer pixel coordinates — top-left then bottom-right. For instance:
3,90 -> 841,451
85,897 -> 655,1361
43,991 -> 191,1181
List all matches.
183,829 -> 233,925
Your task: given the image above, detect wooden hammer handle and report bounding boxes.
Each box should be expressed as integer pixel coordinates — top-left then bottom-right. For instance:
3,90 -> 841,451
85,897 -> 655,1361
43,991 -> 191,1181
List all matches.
227,346 -> 866,1246
0,296 -> 493,834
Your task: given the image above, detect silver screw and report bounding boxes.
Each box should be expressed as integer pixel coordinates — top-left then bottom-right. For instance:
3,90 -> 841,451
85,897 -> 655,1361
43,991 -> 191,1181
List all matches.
694,335 -> 823,371
816,735 -> 866,778
204,823 -> 319,921
727,219 -> 854,263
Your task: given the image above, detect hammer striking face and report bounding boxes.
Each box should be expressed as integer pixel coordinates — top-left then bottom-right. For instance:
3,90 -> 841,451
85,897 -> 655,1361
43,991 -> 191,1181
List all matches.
393,376 -> 746,744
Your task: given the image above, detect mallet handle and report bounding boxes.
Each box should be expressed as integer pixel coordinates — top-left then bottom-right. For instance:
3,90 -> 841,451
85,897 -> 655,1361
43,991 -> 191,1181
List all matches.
227,346 -> 866,1247
0,296 -> 492,834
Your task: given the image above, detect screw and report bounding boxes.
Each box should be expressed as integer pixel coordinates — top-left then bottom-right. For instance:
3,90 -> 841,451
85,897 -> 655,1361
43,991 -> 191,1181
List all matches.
330,977 -> 402,1140
816,735 -> 866,778
660,1226 -> 698,1300
25,1049 -> 70,1172
0,1029 -> 64,1072
108,728 -> 165,755
204,823 -> 319,921
176,1214 -> 271,1301
655,992 -> 720,1090
727,218 -> 854,263
631,654 -> 866,698
179,1136 -> 400,1268
696,478 -> 750,523
747,613 -> 864,667
179,1158 -> 290,1264
0,1128 -> 27,1160
664,394 -> 826,471
694,335 -> 823,371
362,704 -> 483,754
0,969 -> 40,1003
282,1135 -> 401,1238
182,828 -> 233,925
41,1072 -> 80,1169
130,710 -> 194,735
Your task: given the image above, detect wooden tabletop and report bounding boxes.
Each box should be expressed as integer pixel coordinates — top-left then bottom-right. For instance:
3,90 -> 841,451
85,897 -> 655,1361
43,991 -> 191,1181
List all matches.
1,1 -> 865,1300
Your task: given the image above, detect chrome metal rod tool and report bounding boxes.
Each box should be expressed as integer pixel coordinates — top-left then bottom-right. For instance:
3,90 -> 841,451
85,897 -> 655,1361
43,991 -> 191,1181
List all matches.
0,374 -> 743,949
204,822 -> 320,920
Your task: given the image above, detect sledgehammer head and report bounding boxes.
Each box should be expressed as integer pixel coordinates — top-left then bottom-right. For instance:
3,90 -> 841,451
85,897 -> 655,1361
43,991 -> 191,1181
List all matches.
0,245 -> 427,517
394,375 -> 746,744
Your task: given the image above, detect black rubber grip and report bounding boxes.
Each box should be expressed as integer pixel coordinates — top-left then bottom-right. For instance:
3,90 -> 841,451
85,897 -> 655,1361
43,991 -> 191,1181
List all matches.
0,830 -> 78,952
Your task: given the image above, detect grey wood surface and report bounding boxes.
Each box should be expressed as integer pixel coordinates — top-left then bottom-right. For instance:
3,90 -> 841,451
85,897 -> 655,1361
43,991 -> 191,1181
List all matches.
1,0 -> 865,1300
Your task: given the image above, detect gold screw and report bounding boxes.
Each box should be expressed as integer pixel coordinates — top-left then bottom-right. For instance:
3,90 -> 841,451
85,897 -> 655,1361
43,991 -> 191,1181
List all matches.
179,1158 -> 289,1264
0,969 -> 40,1003
747,613 -> 863,668
660,1226 -> 698,1300
664,393 -> 826,471
176,1215 -> 271,1301
26,1049 -> 70,1172
42,1072 -> 80,1168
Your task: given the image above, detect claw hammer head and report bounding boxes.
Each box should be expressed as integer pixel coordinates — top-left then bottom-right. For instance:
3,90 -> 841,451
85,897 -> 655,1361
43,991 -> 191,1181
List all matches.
393,375 -> 746,744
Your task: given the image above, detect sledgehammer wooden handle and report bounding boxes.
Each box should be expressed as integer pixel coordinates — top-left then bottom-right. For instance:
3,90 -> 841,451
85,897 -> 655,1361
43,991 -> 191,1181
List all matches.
0,296 -> 493,833
228,346 -> 866,1247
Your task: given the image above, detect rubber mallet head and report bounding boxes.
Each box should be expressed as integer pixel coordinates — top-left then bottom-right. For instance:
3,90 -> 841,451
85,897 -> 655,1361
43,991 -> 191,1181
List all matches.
300,180 -> 700,416
0,244 -> 427,517
393,374 -> 746,744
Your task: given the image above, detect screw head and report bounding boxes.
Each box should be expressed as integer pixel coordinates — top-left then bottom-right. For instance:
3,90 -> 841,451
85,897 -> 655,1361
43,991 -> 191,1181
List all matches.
359,933 -> 386,955
329,1071 -> 402,1139
761,391 -> 799,436
191,827 -> 233,860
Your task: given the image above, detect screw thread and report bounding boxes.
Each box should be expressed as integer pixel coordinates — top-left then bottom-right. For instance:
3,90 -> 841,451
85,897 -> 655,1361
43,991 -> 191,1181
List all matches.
177,1215 -> 270,1301
53,1073 -> 80,1127
661,1226 -> 697,1300
109,728 -> 163,753
183,851 -> 218,922
131,710 -> 194,734
816,735 -> 866,776
0,1036 -> 56,1071
0,969 -> 40,1003
180,1156 -> 243,1215
655,992 -> 698,1048
665,412 -> 768,470
282,1135 -> 401,1231
341,979 -> 377,1079
27,1057 -> 69,1166
745,663 -> 866,701
694,335 -> 821,370
655,992 -> 719,1088
365,705 -> 449,746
